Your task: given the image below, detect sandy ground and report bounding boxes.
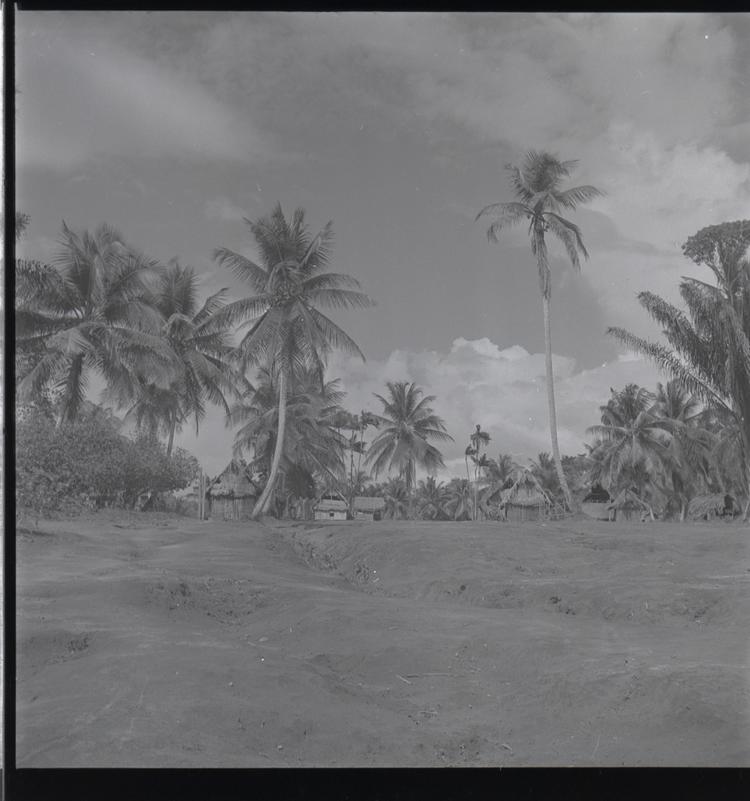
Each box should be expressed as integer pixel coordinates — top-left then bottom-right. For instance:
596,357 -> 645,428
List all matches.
14,511 -> 750,767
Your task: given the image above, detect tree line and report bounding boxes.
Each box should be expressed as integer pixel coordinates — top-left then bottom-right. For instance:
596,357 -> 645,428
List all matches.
14,152 -> 750,523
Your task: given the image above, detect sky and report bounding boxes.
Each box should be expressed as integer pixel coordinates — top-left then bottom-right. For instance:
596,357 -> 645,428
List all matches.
15,11 -> 750,476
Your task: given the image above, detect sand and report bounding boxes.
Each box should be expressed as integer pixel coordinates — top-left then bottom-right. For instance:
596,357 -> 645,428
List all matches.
15,511 -> 750,766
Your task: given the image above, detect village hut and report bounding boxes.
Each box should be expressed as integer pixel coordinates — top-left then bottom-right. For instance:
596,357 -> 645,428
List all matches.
499,470 -> 552,522
205,459 -> 258,521
314,492 -> 349,521
581,483 -> 612,521
688,493 -> 736,521
606,487 -> 654,522
352,496 -> 386,521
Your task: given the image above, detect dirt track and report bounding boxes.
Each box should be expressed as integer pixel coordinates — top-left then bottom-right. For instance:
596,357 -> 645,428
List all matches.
15,512 -> 750,766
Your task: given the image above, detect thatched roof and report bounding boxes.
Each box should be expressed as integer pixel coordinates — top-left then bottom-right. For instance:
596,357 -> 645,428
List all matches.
500,469 -> 552,508
207,459 -> 258,499
315,499 -> 348,512
688,493 -> 729,520
353,496 -> 385,512
607,488 -> 651,511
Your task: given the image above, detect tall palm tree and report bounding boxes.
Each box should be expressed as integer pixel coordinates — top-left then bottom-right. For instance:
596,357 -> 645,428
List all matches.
214,206 -> 373,518
477,151 -> 603,511
609,220 -> 750,518
108,260 -> 244,454
16,222 -> 173,423
366,381 -> 453,501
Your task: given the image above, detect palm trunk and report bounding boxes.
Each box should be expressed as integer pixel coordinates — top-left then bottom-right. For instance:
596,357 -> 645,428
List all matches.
253,366 -> 288,520
542,295 -> 575,512
167,413 -> 176,457
59,354 -> 85,426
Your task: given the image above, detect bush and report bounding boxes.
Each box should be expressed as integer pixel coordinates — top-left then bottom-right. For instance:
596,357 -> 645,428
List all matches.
16,408 -> 200,519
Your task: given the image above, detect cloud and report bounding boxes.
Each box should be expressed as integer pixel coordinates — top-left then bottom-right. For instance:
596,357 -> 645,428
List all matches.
16,21 -> 272,170
325,336 -> 663,479
173,335 -> 662,477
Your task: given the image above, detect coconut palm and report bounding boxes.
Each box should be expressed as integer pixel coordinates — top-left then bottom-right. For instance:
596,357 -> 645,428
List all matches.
477,151 -> 603,511
109,260 -> 244,454
531,452 -> 561,499
366,381 -> 453,500
445,477 -> 473,521
651,380 -> 713,519
382,477 -> 409,520
416,476 -> 451,521
229,363 -> 349,501
16,222 -> 173,424
608,220 -> 750,518
213,204 -> 373,517
476,452 -> 519,519
587,384 -> 672,502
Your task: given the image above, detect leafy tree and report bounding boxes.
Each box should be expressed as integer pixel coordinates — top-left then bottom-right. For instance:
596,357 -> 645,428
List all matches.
214,204 -> 373,518
366,381 -> 453,502
608,220 -> 750,518
16,405 -> 198,520
477,151 -> 603,511
16,222 -> 172,423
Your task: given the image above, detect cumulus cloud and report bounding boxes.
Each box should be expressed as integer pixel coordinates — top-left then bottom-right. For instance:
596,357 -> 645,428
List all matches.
173,336 -> 661,477
326,336 -> 662,478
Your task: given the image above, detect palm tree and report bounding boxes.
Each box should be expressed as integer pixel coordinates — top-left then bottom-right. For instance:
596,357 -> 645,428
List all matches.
587,384 -> 671,503
108,260 -> 244,454
229,363 -> 349,506
366,381 -> 453,504
652,380 -> 713,519
445,477 -> 473,521
608,220 -> 750,518
416,476 -> 451,521
16,222 -> 173,424
382,477 -> 409,520
531,452 -> 561,499
477,151 -> 603,511
213,204 -> 373,518
476,452 -> 519,519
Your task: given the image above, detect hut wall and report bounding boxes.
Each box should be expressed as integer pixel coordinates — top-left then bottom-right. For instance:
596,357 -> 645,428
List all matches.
208,495 -> 255,521
315,509 -> 348,521
506,504 -> 544,523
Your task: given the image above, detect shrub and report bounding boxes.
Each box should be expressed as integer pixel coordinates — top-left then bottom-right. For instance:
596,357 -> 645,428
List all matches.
16,407 -> 201,519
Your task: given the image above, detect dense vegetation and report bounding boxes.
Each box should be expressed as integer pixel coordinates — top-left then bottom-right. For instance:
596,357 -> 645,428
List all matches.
14,183 -> 750,523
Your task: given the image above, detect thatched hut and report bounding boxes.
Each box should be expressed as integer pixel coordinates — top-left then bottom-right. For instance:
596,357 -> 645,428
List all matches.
688,493 -> 736,521
500,470 -> 552,522
607,488 -> 654,522
581,484 -> 612,521
352,496 -> 385,521
314,493 -> 349,521
205,459 -> 258,521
